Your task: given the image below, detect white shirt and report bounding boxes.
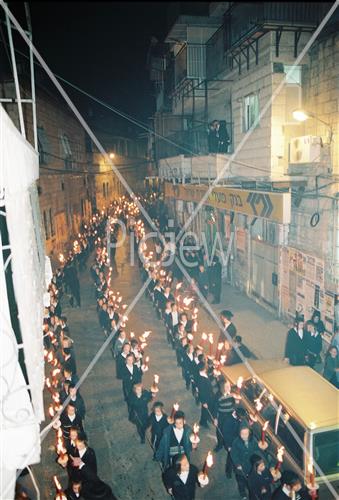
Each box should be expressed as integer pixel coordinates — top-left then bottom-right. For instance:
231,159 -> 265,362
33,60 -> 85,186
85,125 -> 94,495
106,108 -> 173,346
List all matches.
173,427 -> 184,443
179,470 -> 189,484
126,364 -> 134,375
79,447 -> 87,459
155,414 -> 163,422
172,312 -> 179,326
68,414 -> 76,422
199,371 -> 208,378
297,328 -> 304,340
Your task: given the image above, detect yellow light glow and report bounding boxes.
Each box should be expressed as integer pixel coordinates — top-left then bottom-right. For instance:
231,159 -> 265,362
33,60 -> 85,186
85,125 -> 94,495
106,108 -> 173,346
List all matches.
292,110 -> 311,122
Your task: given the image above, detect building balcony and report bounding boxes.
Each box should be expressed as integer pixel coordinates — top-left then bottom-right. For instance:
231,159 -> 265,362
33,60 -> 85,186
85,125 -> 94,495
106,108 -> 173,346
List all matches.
159,153 -> 234,181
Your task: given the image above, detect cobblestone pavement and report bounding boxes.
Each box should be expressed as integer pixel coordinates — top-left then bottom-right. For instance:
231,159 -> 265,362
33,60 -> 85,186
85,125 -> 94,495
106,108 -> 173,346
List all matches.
36,236 -> 241,500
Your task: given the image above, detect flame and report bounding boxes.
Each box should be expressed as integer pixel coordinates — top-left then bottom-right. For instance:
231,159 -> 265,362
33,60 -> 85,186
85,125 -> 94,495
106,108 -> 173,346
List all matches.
52,368 -> 61,377
255,399 -> 263,412
183,297 -> 194,306
277,446 -> 285,462
176,282 -> 183,290
236,376 -> 243,389
193,423 -> 200,434
220,355 -> 226,364
48,405 -> 55,417
154,374 -> 159,384
208,333 -> 214,344
263,420 -> 269,431
201,332 -> 208,341
47,351 -> 54,363
45,378 -> 51,388
217,342 -> 223,351
206,451 -> 213,468
145,356 -> 150,363
187,333 -> 194,341
173,403 -> 179,411
53,475 -> 62,491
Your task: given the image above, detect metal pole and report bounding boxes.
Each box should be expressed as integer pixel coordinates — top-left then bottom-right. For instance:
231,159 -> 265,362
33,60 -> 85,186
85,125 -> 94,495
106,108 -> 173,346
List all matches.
25,2 -> 38,152
5,6 -> 26,139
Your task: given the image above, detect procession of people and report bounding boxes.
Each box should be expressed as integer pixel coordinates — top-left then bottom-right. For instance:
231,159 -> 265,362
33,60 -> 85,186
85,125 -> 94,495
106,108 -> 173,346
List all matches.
29,192 -> 335,500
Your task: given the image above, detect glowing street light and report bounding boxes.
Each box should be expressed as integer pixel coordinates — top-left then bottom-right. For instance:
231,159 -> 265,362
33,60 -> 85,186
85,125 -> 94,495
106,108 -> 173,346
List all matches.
292,109 -> 333,143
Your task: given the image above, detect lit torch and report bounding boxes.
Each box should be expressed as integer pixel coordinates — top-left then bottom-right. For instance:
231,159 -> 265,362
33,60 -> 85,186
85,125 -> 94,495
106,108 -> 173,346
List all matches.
151,374 -> 159,394
260,420 -> 269,449
168,403 -> 180,424
275,446 -> 285,470
208,333 -> 214,357
198,451 -> 213,486
190,423 -> 200,449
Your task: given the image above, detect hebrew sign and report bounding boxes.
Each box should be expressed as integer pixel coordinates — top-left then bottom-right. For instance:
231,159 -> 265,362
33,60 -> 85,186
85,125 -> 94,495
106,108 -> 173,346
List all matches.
164,182 -> 291,224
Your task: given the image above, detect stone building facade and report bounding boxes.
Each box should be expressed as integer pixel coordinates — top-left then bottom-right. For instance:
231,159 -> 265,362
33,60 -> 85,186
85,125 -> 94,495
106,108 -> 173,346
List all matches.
150,2 -> 338,341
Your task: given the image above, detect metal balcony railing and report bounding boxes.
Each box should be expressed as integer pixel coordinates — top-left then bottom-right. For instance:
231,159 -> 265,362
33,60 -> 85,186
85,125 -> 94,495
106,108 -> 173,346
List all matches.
225,2 -> 328,48
155,123 -> 233,161
175,44 -> 206,86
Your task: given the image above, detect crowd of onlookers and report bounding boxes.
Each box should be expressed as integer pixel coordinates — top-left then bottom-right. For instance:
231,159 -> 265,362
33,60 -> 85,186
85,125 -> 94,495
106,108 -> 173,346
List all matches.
284,313 -> 339,388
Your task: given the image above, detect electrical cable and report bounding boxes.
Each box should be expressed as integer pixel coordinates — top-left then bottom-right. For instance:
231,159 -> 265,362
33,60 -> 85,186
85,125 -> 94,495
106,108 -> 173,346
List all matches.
0,37 -> 292,178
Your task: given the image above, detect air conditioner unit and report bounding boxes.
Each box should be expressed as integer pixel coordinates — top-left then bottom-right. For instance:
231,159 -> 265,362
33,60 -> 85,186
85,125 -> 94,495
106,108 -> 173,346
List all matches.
289,136 -> 322,164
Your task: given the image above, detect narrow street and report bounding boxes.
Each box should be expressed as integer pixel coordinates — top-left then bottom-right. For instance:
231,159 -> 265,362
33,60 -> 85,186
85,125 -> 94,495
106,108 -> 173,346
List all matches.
38,233 -> 239,499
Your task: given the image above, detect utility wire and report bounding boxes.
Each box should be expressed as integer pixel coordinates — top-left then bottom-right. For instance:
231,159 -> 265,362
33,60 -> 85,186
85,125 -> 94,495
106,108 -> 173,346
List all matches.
0,37 -> 294,178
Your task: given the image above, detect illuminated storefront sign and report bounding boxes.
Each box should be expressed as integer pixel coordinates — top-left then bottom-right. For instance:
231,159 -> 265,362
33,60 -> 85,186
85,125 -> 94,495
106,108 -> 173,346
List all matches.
164,182 -> 291,224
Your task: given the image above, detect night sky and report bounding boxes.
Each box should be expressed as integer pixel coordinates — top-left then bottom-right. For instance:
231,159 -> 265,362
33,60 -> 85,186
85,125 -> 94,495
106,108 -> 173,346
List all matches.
5,2 -> 168,134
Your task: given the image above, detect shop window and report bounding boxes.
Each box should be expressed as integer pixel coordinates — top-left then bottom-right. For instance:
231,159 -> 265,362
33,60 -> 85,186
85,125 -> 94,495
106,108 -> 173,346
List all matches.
243,93 -> 259,132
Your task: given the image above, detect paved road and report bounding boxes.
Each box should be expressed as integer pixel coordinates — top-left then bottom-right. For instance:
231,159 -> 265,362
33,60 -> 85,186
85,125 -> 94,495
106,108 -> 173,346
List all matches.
37,235 -> 241,499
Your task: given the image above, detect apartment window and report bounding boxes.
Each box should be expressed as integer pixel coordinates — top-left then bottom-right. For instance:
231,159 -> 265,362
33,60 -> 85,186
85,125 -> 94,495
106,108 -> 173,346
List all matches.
37,126 -> 51,165
106,182 -> 109,197
49,208 -> 55,237
60,133 -> 73,170
103,182 -> 106,197
81,199 -> 84,217
284,65 -> 302,85
43,210 -> 49,240
243,93 -> 259,132
61,181 -> 65,191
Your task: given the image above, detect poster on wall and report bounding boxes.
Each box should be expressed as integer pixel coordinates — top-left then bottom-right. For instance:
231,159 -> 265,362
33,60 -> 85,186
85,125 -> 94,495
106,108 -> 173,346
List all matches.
323,292 -> 335,335
315,258 -> 324,288
289,248 -> 297,272
305,255 -> 316,282
304,279 -> 315,317
296,251 -> 306,276
296,274 -> 306,318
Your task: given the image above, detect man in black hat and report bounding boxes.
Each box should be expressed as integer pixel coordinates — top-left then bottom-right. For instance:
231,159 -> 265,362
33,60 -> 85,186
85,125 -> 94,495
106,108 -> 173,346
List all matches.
219,310 -> 237,344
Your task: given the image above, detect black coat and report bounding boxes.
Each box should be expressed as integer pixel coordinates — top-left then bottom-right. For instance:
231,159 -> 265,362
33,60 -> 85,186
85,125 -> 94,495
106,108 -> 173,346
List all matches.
163,464 -> 199,500
248,467 -> 273,500
78,447 -> 97,475
219,323 -> 237,343
121,364 -> 142,400
60,414 -> 84,440
128,389 -> 152,424
285,328 -> 307,365
148,413 -> 169,442
196,374 -> 214,406
230,436 -> 263,476
70,394 -> 86,419
220,413 -> 240,449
